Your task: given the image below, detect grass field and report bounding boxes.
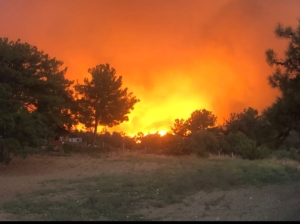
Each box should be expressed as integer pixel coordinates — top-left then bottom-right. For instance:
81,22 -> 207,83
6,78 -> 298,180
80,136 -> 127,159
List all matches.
1,153 -> 300,221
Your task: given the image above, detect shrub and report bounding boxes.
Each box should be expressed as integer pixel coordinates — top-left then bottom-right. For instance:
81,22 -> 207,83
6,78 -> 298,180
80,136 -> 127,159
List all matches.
164,135 -> 193,156
123,136 -> 136,150
62,142 -> 81,153
233,132 -> 257,160
255,144 -> 271,159
190,130 -> 220,156
222,131 -> 270,160
273,149 -> 290,160
221,132 -> 236,155
45,145 -> 56,152
289,147 -> 299,160
274,147 -> 300,161
141,133 -> 164,154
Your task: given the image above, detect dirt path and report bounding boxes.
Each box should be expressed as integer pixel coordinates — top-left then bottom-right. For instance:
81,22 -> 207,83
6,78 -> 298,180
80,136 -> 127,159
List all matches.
0,153 -> 164,202
0,153 -> 300,221
136,183 -> 300,221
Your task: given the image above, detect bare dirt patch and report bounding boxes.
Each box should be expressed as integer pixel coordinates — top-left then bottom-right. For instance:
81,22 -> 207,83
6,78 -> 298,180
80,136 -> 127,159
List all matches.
0,152 -> 165,202
136,183 -> 300,221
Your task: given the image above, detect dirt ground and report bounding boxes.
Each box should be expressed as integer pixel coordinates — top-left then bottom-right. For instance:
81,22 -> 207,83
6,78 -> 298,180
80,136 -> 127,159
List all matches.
0,152 -> 300,221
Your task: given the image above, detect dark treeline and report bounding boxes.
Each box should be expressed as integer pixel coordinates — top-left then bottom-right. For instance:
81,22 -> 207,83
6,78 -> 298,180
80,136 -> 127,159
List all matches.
0,38 -> 139,163
78,106 -> 299,162
1,21 -> 300,163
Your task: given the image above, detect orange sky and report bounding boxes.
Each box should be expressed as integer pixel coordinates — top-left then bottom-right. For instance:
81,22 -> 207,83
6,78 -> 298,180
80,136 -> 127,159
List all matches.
1,0 -> 299,135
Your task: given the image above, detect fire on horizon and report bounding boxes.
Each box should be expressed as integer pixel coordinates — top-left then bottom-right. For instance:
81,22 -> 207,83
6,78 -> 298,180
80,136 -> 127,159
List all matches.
0,0 -> 299,135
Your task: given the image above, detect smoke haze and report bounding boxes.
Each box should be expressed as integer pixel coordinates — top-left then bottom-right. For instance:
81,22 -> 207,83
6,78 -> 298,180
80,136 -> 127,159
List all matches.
1,0 -> 299,134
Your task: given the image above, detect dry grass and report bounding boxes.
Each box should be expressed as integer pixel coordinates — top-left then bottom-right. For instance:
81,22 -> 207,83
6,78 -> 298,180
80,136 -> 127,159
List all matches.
208,153 -> 241,160
267,157 -> 300,170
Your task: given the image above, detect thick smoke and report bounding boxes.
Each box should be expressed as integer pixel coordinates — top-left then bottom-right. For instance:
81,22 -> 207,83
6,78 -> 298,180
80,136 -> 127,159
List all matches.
0,0 -> 299,134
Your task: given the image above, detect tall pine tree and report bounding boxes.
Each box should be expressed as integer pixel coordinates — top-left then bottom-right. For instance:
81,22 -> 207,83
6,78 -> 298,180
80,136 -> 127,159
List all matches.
75,64 -> 139,146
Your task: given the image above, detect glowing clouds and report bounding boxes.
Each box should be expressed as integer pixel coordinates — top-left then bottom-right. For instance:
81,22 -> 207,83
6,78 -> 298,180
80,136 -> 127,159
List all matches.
1,0 -> 300,135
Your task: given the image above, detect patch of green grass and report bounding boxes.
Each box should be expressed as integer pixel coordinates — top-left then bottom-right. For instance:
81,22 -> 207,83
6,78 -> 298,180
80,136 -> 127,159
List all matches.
2,158 -> 300,221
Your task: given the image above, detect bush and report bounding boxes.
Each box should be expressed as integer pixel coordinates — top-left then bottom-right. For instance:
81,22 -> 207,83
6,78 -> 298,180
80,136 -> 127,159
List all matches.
282,131 -> 300,150
141,133 -> 164,154
190,130 -> 220,157
222,131 -> 270,160
221,132 -> 236,155
289,147 -> 299,160
273,147 -> 300,161
45,145 -> 57,152
255,144 -> 271,159
234,132 -> 257,160
273,149 -> 290,160
164,135 -> 193,156
62,142 -> 82,153
123,137 -> 136,150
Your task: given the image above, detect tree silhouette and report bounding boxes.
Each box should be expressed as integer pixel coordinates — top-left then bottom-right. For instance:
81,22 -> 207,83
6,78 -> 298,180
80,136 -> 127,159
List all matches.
0,38 -> 77,163
224,108 -> 259,138
223,107 -> 274,146
185,109 -> 217,134
171,118 -> 188,137
171,109 -> 217,137
263,20 -> 300,145
75,64 -> 139,146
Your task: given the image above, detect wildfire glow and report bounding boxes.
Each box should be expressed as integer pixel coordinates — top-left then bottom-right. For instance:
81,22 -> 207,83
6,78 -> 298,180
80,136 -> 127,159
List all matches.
128,130 -> 168,139
2,0 -> 299,136
158,130 -> 167,136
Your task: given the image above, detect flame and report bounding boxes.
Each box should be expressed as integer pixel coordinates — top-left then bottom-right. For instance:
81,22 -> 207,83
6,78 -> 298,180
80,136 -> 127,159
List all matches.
158,130 -> 167,136
128,130 -> 168,138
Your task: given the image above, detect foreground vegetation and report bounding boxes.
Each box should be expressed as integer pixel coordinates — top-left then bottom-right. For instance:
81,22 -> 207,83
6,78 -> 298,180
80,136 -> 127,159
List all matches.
1,155 -> 300,221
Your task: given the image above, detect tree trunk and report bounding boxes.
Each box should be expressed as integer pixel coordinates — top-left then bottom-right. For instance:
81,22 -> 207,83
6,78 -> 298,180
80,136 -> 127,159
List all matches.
92,120 -> 98,147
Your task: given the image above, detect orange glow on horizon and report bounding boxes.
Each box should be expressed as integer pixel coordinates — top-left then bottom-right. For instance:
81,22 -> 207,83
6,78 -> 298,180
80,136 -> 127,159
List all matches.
2,0 -> 298,136
158,130 -> 167,136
